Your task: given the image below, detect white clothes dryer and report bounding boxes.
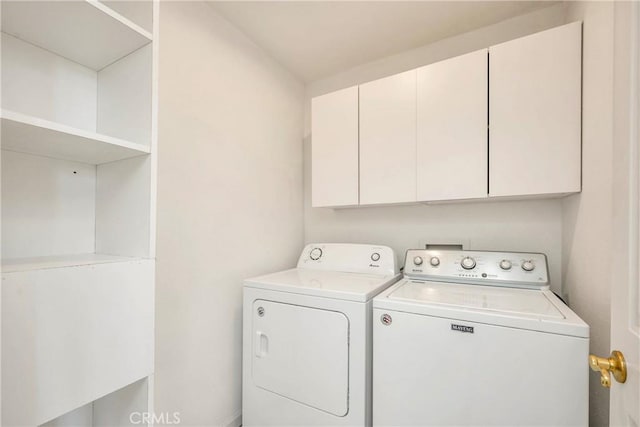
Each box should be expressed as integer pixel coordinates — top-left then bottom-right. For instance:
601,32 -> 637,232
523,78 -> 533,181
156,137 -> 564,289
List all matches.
243,243 -> 400,426
373,249 -> 589,426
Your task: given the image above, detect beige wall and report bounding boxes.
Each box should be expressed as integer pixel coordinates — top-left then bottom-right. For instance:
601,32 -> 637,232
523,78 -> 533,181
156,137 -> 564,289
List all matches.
304,4 -> 569,293
563,2 -> 614,426
156,2 -> 304,425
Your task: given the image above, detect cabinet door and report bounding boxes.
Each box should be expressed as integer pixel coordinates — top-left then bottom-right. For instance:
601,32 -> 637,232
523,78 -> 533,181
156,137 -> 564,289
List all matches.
311,86 -> 359,207
489,22 -> 582,197
359,70 -> 416,204
417,49 -> 488,201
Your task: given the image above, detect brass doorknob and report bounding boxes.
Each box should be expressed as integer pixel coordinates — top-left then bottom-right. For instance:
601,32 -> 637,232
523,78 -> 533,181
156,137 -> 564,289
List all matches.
589,350 -> 627,388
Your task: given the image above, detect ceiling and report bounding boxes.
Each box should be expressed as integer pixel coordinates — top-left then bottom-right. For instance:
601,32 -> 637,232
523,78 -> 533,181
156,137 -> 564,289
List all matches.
208,1 -> 558,83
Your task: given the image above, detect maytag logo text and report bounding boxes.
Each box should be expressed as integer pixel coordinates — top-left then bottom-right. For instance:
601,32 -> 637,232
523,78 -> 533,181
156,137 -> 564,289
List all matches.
451,324 -> 474,333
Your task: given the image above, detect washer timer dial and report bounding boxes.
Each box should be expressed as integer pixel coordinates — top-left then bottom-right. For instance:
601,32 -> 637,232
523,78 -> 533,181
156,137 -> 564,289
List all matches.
309,247 -> 323,260
499,259 -> 512,270
461,256 -> 476,270
521,260 -> 535,272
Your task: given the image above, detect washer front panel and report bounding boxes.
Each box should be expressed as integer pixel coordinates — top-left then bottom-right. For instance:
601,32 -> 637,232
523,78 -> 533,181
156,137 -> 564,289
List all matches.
372,308 -> 588,426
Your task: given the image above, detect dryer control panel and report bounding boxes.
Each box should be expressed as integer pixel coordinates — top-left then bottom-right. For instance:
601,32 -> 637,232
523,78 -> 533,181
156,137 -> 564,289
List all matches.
404,249 -> 549,289
298,243 -> 398,276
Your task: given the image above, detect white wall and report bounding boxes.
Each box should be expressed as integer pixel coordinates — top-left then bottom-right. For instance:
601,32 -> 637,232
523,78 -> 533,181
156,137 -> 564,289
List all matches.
154,2 -> 614,425
304,4 -> 568,292
562,2 -> 614,426
155,2 -> 304,425
304,3 -> 616,425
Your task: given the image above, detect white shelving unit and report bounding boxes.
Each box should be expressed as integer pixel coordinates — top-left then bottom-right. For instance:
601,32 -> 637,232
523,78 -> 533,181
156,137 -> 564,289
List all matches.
1,1 -> 157,426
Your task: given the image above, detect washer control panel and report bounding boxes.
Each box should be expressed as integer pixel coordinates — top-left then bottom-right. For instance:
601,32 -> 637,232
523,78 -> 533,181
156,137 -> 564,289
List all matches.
298,243 -> 399,276
404,249 -> 549,289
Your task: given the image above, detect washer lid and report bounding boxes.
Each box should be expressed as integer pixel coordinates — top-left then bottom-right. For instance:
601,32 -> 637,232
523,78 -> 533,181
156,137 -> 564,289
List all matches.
389,280 -> 564,318
375,279 -> 589,337
244,268 -> 400,302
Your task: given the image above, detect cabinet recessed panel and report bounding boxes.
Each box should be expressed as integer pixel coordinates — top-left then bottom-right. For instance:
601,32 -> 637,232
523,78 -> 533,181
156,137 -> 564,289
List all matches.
1,33 -> 97,132
360,70 -> 417,205
252,300 -> 349,416
417,49 -> 488,201
489,22 -> 582,197
97,43 -> 152,146
1,151 -> 96,259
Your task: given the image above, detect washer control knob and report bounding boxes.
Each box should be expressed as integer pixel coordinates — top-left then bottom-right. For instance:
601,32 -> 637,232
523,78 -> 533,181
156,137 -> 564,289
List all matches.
499,259 -> 512,270
310,247 -> 323,260
521,260 -> 535,272
461,256 -> 476,270
430,256 -> 440,267
371,252 -> 381,262
413,256 -> 424,266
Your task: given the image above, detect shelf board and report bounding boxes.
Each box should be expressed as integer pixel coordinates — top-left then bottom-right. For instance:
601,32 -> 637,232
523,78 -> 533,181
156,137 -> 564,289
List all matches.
2,253 -> 143,274
1,110 -> 151,164
1,0 -> 152,71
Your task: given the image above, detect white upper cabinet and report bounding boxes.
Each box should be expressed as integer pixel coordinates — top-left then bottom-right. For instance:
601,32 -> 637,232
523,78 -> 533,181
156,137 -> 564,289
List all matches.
417,49 -> 488,201
359,70 -> 417,205
312,86 -> 359,207
489,22 -> 582,197
309,22 -> 582,208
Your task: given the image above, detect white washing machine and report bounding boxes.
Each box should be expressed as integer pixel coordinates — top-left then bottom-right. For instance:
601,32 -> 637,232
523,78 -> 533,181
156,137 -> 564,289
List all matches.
243,243 -> 401,426
373,249 -> 589,426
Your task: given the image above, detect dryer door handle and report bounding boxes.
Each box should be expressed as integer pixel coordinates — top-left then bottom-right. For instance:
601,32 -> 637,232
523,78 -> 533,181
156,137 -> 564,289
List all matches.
255,331 -> 269,358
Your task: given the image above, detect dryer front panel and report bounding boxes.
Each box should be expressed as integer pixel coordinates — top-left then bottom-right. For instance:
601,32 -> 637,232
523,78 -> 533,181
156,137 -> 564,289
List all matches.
252,300 -> 349,417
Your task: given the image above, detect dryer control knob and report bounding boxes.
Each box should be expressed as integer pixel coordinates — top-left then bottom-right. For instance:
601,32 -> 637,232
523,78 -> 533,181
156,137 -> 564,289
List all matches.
310,247 -> 323,260
522,260 -> 535,272
461,256 -> 476,270
413,256 -> 424,266
430,256 -> 440,267
371,252 -> 381,262
499,259 -> 512,270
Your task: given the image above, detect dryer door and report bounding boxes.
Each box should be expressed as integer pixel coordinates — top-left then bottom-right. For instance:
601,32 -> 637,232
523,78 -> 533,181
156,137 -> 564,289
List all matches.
252,300 -> 349,416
